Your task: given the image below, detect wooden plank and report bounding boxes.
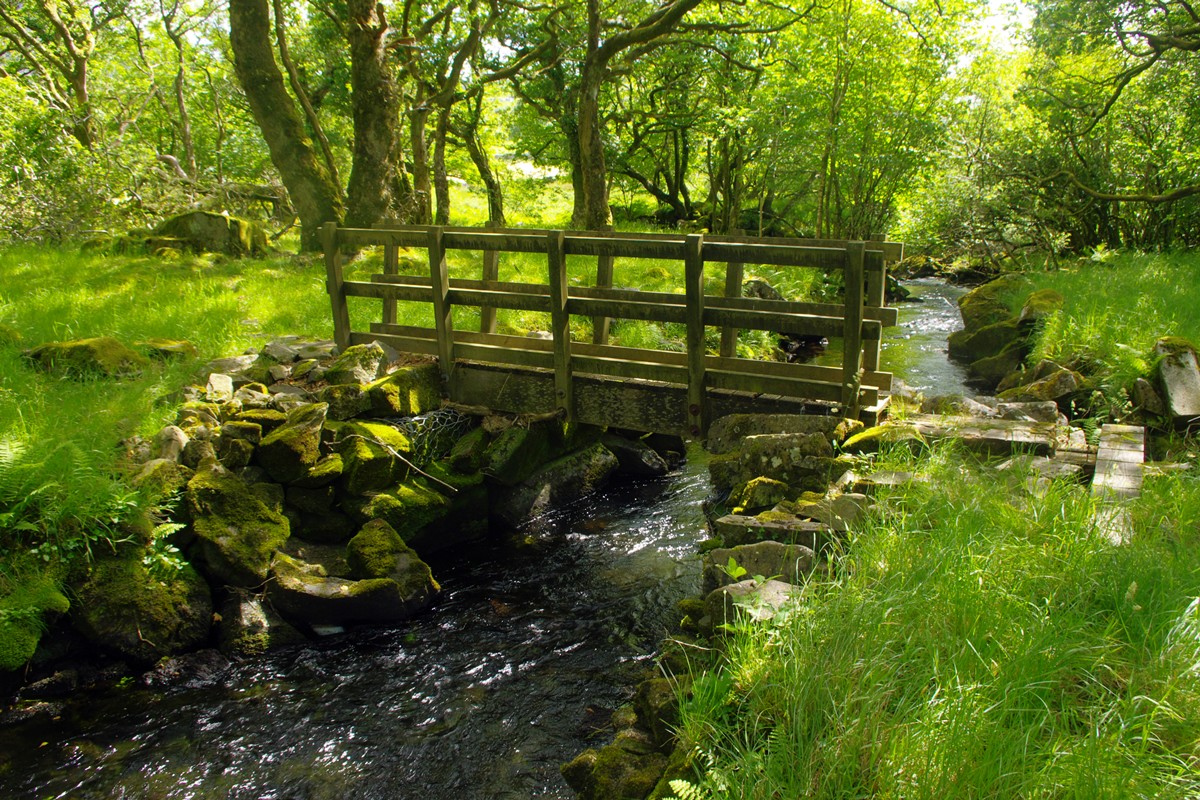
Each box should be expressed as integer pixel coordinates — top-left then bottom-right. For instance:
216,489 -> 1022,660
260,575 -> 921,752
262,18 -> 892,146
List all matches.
709,295 -> 898,327
864,248 -> 886,374
684,233 -> 707,437
349,330 -> 438,357
706,369 -> 877,406
573,354 -> 689,383
480,221 -> 500,334
338,227 -> 428,248
705,307 -> 882,341
428,226 -> 454,380
564,235 -> 686,260
592,225 -> 616,345
568,296 -> 688,325
344,280 -> 433,302
841,241 -> 866,415
547,230 -> 573,420
720,233 -> 745,358
707,355 -> 892,393
701,241 -> 848,271
448,288 -> 552,313
322,222 -> 351,352
455,341 -> 555,369
383,241 -> 399,325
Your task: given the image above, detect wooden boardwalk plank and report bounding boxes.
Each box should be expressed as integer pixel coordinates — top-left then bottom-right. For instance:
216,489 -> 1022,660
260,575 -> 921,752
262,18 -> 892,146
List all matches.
1092,424 -> 1145,544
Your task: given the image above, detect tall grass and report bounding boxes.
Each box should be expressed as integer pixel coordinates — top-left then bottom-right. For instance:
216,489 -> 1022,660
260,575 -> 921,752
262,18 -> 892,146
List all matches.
671,443 -> 1200,798
997,251 -> 1200,396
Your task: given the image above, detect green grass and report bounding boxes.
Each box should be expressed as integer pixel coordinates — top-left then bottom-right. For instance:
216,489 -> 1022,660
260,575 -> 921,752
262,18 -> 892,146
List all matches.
670,443 -> 1200,798
996,251 -> 1200,400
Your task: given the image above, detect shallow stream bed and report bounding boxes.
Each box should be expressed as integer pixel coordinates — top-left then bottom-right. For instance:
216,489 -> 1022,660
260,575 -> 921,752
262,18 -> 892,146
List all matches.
1,280 -> 967,799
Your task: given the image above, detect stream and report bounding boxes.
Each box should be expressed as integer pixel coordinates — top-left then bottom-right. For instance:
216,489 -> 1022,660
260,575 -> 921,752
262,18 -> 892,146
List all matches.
0,280 -> 968,800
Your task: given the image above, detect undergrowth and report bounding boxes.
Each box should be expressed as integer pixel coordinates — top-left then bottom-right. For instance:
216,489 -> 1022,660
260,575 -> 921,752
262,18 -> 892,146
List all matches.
671,442 -> 1200,798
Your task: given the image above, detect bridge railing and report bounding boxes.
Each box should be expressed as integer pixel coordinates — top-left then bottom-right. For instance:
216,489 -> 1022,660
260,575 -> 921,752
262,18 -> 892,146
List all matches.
322,223 -> 901,436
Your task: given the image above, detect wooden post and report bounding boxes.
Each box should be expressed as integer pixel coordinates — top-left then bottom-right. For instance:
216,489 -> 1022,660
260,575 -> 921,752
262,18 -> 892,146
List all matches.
547,230 -> 574,420
841,241 -> 866,417
382,239 -> 399,326
428,226 -> 455,380
718,228 -> 745,358
322,222 -> 351,352
864,235 -> 887,375
592,224 -> 615,345
684,233 -> 707,437
480,220 -> 500,334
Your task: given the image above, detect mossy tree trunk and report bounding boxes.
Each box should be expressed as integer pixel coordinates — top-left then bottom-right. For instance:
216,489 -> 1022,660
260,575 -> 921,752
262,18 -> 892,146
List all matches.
229,0 -> 343,251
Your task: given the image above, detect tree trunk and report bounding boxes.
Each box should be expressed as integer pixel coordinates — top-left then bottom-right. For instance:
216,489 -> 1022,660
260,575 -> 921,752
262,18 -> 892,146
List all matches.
409,97 -> 433,225
463,126 -> 505,227
434,107 -> 451,225
229,0 -> 343,250
344,0 -> 401,227
577,60 -> 612,230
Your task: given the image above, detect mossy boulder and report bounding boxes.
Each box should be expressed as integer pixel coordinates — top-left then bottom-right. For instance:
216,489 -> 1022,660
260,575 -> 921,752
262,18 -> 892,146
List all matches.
133,458 -> 195,502
702,540 -> 816,594
703,578 -> 799,631
493,443 -> 620,526
216,588 -> 308,658
601,433 -> 669,478
967,339 -> 1030,387
24,337 -> 149,378
136,338 -> 199,360
72,556 -> 212,664
948,318 -> 1024,363
483,419 -> 567,486
323,342 -> 388,386
707,414 -> 859,455
255,402 -> 328,484
997,367 -> 1084,404
1018,289 -> 1064,325
730,476 -> 791,513
345,519 -> 438,592
364,362 -> 443,416
266,551 -> 437,626
336,420 -> 413,496
319,383 -> 371,420
957,275 -> 1021,332
0,574 -> 70,672
234,408 -> 287,434
186,460 -> 292,587
561,742 -> 668,800
291,453 -> 344,489
447,427 -> 491,473
710,433 -> 842,493
343,480 -> 454,550
154,211 -> 266,256
841,423 -> 926,454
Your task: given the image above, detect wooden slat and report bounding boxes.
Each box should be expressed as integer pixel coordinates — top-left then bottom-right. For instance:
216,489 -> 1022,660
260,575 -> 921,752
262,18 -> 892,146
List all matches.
322,222 -> 351,351
350,330 -> 437,356
383,242 -> 399,325
841,241 -> 866,415
593,225 -> 616,346
720,236 -> 745,358
547,231 -> 573,420
706,369 -> 877,406
338,227 -> 428,247
707,355 -> 892,393
480,221 -> 500,334
568,296 -> 688,325
864,246 -> 886,374
708,295 -> 898,327
685,233 -> 707,436
701,241 -> 848,271
344,280 -> 433,302
705,307 -> 882,341
573,354 -> 690,383
449,288 -> 552,313
455,341 -> 555,369
428,227 -> 454,379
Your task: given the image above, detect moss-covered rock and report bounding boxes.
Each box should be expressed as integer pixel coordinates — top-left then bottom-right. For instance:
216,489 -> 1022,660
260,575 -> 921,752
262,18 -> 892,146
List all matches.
154,210 -> 266,256
324,342 -> 387,386
136,338 -> 199,360
343,480 -> 453,548
72,556 -> 212,664
710,433 -> 841,493
186,460 -> 291,587
216,588 -> 308,658
320,383 -> 370,421
177,401 -> 221,431
345,520 -> 437,591
336,420 -> 413,496
493,443 -> 620,526
216,436 -> 255,471
841,422 -> 926,454
23,336 -> 149,378
364,362 -> 443,416
133,458 -> 195,502
291,452 -> 344,489
0,573 -> 70,672
483,419 -> 566,486
967,339 -> 1030,387
234,408 -> 287,434
702,540 -> 816,594
957,275 -> 1022,332
447,426 -> 491,473
601,433 -> 669,478
1018,288 -> 1064,325
948,318 -> 1025,363
730,476 -> 790,513
255,402 -> 328,484
266,551 -> 437,626
997,367 -> 1084,404
707,414 -> 859,455
561,741 -> 668,800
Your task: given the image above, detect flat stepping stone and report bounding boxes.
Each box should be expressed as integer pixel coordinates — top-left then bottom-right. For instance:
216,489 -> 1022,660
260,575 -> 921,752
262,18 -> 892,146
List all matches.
713,514 -> 835,551
1091,424 -> 1145,544
904,414 -> 1058,456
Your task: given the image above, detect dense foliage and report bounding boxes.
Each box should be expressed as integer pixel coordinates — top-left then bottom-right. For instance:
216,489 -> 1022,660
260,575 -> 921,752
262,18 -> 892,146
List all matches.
2,0 -> 1195,250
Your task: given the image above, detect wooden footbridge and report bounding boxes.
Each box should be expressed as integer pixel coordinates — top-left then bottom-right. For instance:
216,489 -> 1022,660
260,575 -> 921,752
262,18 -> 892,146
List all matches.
322,223 -> 902,437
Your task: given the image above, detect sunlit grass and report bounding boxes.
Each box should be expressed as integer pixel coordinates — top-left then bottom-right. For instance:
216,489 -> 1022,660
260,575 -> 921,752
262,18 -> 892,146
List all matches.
672,443 -> 1200,798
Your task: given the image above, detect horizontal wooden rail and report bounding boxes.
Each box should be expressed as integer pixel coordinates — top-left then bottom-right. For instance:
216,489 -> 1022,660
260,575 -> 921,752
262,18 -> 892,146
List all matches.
324,222 -> 900,434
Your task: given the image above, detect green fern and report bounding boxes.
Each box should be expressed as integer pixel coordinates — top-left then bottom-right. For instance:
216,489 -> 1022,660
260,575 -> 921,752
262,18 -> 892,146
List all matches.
666,779 -> 710,800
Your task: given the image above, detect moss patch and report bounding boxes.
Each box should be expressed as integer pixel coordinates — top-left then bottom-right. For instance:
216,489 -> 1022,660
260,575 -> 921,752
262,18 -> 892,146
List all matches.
365,363 -> 443,416
336,421 -> 413,496
186,461 -> 291,586
0,573 -> 69,672
255,402 -> 328,483
23,336 -> 150,378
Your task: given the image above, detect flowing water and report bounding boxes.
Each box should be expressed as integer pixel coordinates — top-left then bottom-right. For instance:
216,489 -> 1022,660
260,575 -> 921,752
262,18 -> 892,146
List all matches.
0,281 -> 967,800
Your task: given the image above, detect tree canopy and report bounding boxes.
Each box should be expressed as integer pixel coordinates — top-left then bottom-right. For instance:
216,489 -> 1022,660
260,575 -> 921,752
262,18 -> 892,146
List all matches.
0,0 -> 1196,252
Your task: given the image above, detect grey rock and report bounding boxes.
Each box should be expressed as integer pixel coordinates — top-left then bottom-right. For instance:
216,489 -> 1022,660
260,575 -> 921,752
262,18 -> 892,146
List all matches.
704,578 -> 799,631
707,414 -> 856,455
703,541 -> 816,594
1130,377 -> 1165,416
205,373 -> 234,402
997,401 -> 1061,423
154,425 -> 190,462
1156,344 -> 1200,423
263,340 -> 301,363
493,443 -> 620,526
601,433 -> 669,478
